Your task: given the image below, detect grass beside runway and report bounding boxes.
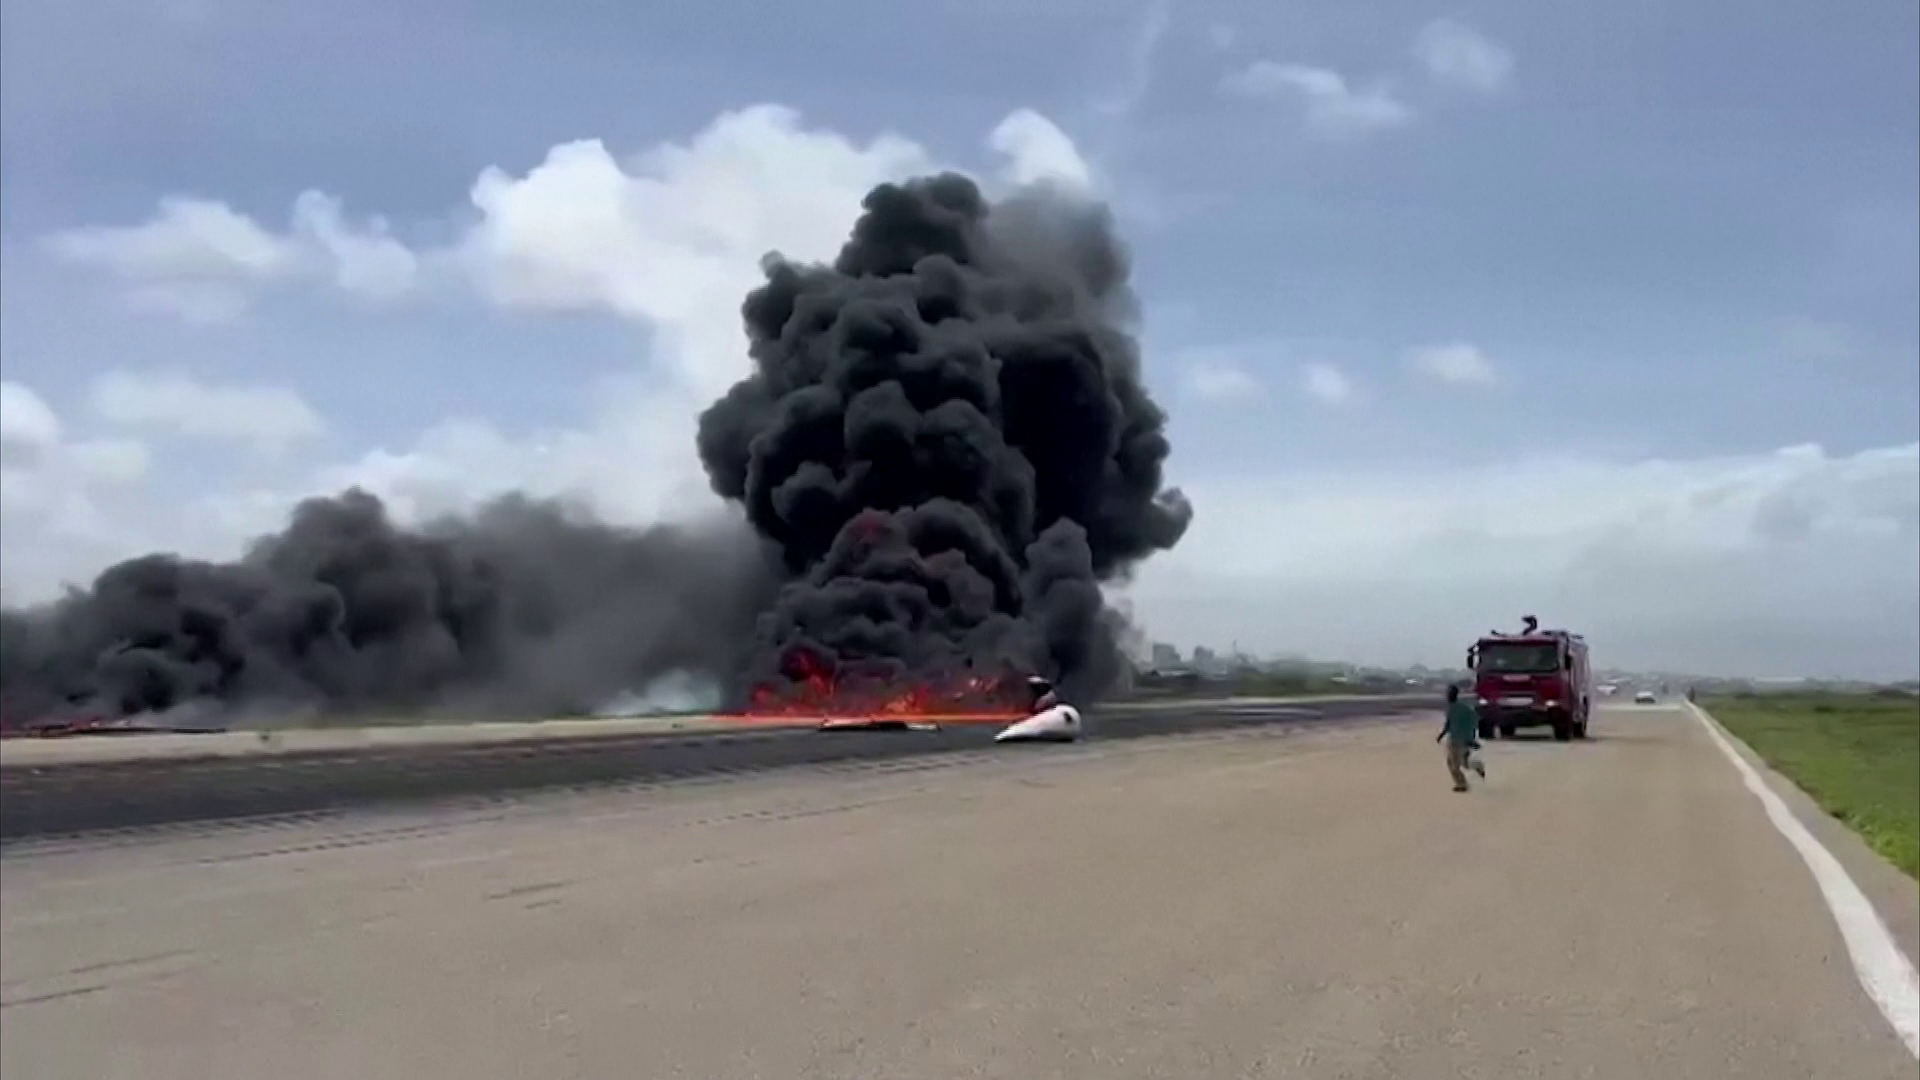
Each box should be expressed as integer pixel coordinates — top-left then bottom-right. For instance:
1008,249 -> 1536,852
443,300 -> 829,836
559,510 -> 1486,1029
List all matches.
1705,693 -> 1920,879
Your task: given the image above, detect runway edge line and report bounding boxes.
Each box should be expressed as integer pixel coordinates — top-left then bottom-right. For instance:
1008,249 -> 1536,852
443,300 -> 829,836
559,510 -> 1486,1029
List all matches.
1686,700 -> 1920,1059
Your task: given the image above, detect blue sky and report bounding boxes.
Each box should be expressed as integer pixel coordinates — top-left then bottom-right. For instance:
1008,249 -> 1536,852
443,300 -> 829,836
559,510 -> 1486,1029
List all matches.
2,0 -> 1916,678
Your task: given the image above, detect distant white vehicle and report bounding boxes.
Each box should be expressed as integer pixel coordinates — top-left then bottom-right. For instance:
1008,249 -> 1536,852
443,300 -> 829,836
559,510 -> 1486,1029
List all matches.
1634,690 -> 1657,705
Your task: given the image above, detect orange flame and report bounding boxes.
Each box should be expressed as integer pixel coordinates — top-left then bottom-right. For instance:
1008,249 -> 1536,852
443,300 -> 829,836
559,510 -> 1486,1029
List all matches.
731,651 -> 1026,726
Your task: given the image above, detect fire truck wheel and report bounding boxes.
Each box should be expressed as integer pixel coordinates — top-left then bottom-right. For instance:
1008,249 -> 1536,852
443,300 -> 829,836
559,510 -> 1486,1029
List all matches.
1498,722 -> 1517,739
1478,719 -> 1496,740
1550,715 -> 1574,741
1573,717 -> 1590,739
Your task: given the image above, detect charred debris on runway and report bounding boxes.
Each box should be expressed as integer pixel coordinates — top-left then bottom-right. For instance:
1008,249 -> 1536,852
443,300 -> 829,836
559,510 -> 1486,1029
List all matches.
2,173 -> 1192,738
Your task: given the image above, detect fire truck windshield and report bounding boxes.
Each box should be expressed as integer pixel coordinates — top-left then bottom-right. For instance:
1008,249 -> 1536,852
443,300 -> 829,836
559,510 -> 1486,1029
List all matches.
1476,642 -> 1561,674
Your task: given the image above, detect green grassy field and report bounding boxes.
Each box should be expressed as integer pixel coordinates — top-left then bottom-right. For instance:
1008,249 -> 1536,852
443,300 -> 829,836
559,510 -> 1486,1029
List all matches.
1705,692 -> 1920,879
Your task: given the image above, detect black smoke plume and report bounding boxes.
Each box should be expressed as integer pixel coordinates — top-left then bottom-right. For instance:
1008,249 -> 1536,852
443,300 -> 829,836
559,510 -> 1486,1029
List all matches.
0,170 -> 1190,727
697,173 -> 1191,704
0,492 -> 777,727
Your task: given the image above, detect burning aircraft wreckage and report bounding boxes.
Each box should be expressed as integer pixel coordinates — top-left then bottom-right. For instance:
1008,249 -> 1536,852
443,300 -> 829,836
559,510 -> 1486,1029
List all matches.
1,172 -> 1189,751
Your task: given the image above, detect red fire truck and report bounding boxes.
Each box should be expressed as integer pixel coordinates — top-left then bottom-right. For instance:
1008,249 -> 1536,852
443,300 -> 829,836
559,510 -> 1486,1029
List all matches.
1467,615 -> 1592,742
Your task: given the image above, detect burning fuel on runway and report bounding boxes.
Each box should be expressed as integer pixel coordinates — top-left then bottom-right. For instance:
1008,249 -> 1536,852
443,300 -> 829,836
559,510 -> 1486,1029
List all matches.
738,651 -> 1027,724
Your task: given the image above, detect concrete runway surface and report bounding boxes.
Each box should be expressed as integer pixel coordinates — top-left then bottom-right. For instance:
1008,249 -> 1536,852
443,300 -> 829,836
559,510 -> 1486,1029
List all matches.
3,703 -> 1915,1080
0,695 -> 1424,840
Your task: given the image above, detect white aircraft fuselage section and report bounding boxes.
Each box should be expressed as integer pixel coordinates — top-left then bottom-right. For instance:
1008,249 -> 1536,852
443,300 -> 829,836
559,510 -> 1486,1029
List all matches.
993,703 -> 1082,743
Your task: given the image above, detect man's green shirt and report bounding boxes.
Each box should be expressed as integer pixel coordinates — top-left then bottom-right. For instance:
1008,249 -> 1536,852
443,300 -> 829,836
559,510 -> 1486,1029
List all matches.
1444,699 -> 1479,745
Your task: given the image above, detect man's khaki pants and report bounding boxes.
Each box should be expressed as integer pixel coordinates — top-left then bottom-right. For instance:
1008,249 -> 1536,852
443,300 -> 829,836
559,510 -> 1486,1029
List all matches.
1445,741 -> 1472,788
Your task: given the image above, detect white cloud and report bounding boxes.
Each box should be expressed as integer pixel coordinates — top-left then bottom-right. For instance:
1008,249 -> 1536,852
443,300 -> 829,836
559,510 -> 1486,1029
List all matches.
455,105 -> 941,402
1169,442 -> 1919,579
122,281 -> 258,325
1131,442 -> 1920,678
1184,358 -> 1262,402
43,196 -> 299,323
989,109 -> 1096,191
61,438 -> 152,485
304,385 -> 712,531
1,381 -> 154,597
0,381 -> 65,464
1413,19 -> 1515,94
362,103 -> 1097,526
1219,62 -> 1414,137
43,191 -> 418,322
2,104 -> 1095,602
44,103 -> 1083,357
1407,342 -> 1498,386
86,369 -> 327,454
1,382 -> 148,489
15,104 -> 1917,682
288,192 -> 419,301
44,197 -> 298,282
1300,361 -> 1355,405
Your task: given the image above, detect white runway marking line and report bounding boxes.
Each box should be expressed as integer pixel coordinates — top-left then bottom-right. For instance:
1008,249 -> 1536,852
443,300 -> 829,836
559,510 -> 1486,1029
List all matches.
1687,701 -> 1920,1059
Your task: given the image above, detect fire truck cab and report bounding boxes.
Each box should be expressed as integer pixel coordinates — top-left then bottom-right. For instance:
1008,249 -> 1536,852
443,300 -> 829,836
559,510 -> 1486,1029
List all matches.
1467,615 -> 1592,742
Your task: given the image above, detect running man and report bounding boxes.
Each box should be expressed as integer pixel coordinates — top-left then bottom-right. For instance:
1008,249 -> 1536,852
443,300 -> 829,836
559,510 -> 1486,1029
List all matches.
1436,683 -> 1487,792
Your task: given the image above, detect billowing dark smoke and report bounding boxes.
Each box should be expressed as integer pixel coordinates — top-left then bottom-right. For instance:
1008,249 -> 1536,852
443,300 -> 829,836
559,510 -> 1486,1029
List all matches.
696,173 -> 1191,703
0,492 -> 777,726
0,170 -> 1189,727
